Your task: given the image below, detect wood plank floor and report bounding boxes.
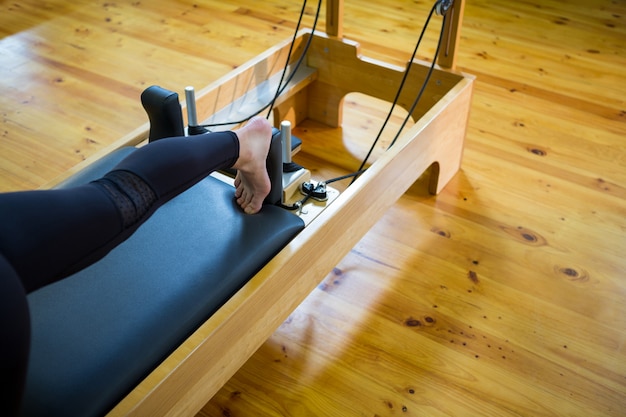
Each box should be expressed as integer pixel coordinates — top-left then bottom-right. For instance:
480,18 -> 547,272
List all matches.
2,1 -> 625,416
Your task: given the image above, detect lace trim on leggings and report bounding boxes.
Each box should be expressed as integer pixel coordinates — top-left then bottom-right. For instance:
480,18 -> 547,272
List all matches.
94,170 -> 158,229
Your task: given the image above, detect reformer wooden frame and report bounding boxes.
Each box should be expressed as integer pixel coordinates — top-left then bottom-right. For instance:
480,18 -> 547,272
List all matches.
47,1 -> 472,415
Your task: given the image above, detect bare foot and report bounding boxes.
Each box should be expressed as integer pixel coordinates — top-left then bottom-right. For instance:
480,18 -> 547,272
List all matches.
232,117 -> 272,214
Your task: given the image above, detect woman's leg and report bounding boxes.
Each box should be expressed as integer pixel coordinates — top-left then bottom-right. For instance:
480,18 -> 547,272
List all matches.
0,255 -> 30,417
0,117 -> 271,416
0,117 -> 271,293
111,115 -> 272,214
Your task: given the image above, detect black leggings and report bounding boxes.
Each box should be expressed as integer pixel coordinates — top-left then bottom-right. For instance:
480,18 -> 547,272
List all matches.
0,131 -> 239,416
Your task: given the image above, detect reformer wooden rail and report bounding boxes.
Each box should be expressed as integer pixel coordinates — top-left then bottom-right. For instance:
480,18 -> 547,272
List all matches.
60,1 -> 472,415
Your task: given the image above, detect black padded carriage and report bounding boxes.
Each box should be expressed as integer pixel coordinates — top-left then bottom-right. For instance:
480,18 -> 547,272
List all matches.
23,147 -> 304,416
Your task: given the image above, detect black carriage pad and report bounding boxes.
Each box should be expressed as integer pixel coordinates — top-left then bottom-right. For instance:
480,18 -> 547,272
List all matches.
22,147 -> 304,417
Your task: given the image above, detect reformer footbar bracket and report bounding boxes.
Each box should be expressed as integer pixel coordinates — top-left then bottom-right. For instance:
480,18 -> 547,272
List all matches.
181,84 -> 338,225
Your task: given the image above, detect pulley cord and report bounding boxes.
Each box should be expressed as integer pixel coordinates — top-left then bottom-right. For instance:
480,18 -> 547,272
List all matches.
350,0 -> 448,185
198,0 -> 322,129
191,0 -> 452,203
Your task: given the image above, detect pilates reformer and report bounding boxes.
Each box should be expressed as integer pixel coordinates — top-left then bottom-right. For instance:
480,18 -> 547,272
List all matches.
23,0 -> 473,416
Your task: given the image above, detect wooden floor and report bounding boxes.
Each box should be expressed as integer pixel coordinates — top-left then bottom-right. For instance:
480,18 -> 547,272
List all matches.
2,0 -> 625,416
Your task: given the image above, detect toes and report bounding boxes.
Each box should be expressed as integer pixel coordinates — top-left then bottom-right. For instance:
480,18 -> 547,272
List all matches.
234,173 -> 242,198
237,188 -> 251,209
244,197 -> 260,214
236,188 -> 263,214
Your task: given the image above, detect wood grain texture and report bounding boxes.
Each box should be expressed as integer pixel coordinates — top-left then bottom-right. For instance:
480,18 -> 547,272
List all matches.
1,1 -> 624,416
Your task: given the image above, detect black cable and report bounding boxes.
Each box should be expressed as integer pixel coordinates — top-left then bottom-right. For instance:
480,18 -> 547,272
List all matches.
350,0 -> 447,184
387,11 -> 447,149
325,169 -> 367,185
281,1 -> 451,209
278,193 -> 311,211
280,166 -> 366,211
279,167 -> 366,211
266,0 -> 308,119
280,0 -> 451,211
198,0 -> 322,129
349,1 -> 441,185
267,0 -> 322,109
